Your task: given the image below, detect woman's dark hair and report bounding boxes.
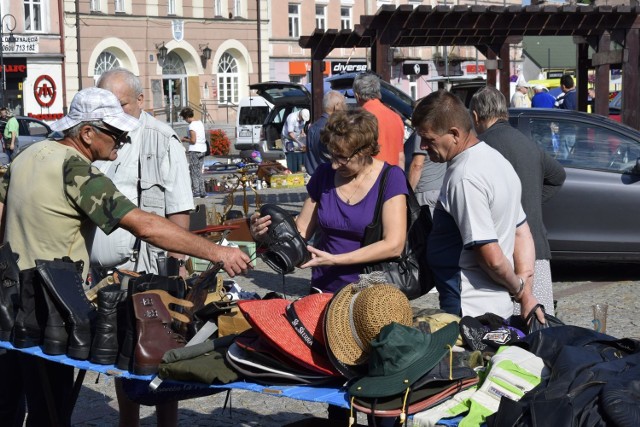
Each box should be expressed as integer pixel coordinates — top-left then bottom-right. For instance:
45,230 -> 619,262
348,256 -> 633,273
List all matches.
179,107 -> 194,119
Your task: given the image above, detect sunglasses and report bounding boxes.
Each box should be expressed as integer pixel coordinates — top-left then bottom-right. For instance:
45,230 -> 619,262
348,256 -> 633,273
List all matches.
92,125 -> 129,149
330,145 -> 365,167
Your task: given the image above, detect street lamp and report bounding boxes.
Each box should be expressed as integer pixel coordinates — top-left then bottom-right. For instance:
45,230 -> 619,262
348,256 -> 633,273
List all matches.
0,14 -> 17,108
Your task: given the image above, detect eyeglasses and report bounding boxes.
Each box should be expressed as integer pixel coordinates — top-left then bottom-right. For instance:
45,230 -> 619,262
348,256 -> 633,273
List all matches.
330,145 -> 365,166
92,125 -> 129,149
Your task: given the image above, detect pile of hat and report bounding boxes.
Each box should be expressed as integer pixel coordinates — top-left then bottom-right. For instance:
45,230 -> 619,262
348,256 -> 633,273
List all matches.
234,276 -> 478,423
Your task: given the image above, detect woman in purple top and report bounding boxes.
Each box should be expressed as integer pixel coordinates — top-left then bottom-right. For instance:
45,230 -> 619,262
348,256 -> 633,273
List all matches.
251,108 -> 408,293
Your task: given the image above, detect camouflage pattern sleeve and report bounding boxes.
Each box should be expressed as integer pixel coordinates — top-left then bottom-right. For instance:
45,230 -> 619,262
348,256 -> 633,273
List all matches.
63,154 -> 137,235
0,168 -> 10,204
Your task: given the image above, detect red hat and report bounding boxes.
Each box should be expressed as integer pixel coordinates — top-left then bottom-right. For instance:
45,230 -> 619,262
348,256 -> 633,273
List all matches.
238,293 -> 340,376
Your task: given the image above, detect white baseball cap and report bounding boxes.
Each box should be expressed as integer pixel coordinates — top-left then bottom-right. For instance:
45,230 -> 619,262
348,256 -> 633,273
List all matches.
300,109 -> 310,122
51,87 -> 140,133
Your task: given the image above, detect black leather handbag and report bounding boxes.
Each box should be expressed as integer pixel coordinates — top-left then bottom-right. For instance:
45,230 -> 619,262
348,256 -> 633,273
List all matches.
526,303 -> 565,334
361,166 -> 434,300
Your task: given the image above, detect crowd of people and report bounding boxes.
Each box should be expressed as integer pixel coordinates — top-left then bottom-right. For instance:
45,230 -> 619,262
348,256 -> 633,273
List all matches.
0,70 -> 568,426
510,73 -> 580,111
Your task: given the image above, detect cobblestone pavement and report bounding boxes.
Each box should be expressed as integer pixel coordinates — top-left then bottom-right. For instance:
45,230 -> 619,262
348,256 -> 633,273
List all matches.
68,184 -> 640,426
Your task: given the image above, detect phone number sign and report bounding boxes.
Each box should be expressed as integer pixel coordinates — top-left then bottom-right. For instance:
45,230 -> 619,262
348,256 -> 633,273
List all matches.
2,35 -> 39,54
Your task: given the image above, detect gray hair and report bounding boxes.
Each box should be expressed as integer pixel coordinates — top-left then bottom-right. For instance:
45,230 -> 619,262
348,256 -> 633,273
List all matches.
469,86 -> 508,122
97,68 -> 143,97
353,73 -> 381,101
64,120 -> 105,138
323,90 -> 347,113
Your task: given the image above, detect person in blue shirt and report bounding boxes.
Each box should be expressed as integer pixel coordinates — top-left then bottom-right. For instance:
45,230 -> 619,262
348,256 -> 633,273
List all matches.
531,85 -> 556,108
555,74 -> 577,110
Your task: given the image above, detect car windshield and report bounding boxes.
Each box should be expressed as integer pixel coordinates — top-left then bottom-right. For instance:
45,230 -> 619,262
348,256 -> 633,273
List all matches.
239,107 -> 270,125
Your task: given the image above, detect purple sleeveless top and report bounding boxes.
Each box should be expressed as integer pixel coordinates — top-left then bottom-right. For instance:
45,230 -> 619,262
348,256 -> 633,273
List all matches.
306,162 -> 408,293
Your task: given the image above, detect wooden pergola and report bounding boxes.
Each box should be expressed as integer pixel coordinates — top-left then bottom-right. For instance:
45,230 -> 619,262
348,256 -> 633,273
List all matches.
299,4 -> 640,130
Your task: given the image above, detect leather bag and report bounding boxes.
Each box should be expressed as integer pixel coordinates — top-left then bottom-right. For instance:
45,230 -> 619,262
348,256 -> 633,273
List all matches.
526,303 -> 565,334
361,165 -> 434,300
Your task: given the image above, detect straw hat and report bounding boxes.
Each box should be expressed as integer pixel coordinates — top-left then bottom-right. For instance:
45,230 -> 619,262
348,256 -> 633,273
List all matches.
324,280 -> 413,378
238,293 -> 340,376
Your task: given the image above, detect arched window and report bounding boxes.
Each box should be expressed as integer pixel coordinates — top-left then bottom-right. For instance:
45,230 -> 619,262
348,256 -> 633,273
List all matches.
217,52 -> 238,105
161,52 -> 186,75
94,51 -> 121,79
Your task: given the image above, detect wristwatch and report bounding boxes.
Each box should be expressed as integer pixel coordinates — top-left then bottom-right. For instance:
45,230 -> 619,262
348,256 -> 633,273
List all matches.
510,277 -> 525,301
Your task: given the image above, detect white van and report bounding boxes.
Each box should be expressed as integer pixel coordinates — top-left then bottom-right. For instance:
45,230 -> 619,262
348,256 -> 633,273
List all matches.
235,95 -> 273,151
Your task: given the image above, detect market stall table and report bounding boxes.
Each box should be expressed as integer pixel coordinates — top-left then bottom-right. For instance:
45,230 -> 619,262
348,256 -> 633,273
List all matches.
0,340 -> 349,424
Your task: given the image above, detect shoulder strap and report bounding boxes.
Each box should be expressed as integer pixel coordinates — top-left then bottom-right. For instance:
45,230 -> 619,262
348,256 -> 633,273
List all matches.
369,165 -> 393,227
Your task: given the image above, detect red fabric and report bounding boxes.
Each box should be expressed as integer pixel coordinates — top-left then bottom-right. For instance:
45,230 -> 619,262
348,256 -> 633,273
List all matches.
363,98 -> 405,166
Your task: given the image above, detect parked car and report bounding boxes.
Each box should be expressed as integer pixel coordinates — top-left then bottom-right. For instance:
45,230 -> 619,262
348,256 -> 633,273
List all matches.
235,95 -> 274,151
247,81 -> 311,160
248,75 -> 416,160
0,116 -> 54,157
508,108 -> 640,262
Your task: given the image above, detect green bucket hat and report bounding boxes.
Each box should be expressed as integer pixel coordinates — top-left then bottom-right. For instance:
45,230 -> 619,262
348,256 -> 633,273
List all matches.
349,321 -> 459,399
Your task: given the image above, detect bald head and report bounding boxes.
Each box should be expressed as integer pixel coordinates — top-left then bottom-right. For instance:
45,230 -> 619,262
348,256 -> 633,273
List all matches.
96,68 -> 144,119
323,90 -> 347,114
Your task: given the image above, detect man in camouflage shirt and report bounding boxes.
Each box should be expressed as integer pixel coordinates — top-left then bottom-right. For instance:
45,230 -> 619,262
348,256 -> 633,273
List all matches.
0,87 -> 251,426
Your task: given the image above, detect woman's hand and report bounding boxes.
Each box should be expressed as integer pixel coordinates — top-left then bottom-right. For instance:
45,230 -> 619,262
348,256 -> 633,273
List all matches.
250,212 -> 271,241
520,291 -> 545,326
299,245 -> 338,268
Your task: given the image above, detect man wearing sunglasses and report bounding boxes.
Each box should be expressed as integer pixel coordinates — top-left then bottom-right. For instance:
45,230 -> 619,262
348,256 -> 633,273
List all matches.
91,69 -> 195,427
0,87 -> 251,426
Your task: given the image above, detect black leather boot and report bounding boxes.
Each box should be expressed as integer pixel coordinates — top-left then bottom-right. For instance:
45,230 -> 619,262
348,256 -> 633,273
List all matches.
0,243 -> 20,340
90,284 -> 127,365
36,259 -> 96,360
259,204 -> 311,274
34,274 -> 69,356
11,268 -> 43,348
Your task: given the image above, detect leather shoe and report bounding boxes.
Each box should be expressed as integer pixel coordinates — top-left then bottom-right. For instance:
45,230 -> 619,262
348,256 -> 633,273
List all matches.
132,292 -> 185,375
259,204 -> 311,274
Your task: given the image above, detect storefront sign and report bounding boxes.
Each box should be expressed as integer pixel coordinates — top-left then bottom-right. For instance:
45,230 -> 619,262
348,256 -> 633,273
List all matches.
466,64 -> 486,74
331,61 -> 368,74
28,113 -> 64,121
289,61 -> 329,76
547,70 -> 575,79
402,62 -> 429,76
0,58 -> 27,77
2,35 -> 39,54
34,75 -> 57,108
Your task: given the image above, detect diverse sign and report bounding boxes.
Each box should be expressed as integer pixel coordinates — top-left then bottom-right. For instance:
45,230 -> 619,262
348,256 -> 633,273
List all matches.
330,61 -> 368,74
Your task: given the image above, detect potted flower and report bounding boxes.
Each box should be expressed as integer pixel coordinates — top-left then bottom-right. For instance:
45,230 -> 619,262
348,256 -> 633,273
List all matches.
209,129 -> 231,156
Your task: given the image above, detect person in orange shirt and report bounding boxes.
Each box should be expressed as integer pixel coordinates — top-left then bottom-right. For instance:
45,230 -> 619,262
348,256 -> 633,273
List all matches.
353,73 -> 405,169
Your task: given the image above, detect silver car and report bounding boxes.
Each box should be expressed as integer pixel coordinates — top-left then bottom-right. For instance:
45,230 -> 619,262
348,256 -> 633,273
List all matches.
509,108 -> 640,262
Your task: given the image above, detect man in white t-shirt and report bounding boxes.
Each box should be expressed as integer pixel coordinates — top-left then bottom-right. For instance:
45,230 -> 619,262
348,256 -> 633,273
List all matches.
412,90 -> 544,323
281,108 -> 309,152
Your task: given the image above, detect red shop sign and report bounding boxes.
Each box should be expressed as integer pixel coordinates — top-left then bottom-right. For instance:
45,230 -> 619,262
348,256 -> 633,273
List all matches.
34,75 -> 56,108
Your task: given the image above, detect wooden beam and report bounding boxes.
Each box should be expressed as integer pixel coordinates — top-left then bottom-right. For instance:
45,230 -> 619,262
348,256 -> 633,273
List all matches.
622,27 -> 640,129
576,42 -> 590,113
594,32 -> 611,118
592,49 -> 626,66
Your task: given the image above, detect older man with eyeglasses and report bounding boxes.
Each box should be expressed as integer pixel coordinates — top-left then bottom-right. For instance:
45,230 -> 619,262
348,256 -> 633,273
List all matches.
0,87 -> 251,427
